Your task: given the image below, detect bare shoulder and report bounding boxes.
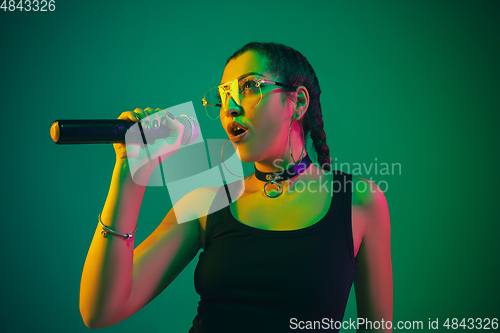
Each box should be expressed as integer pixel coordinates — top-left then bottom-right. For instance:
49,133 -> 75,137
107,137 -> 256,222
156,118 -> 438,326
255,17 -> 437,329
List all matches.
171,186 -> 219,225
351,176 -> 391,240
352,176 -> 393,321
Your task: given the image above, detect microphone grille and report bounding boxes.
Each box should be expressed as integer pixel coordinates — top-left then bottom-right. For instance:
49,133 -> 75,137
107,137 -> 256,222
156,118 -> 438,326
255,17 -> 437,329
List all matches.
177,115 -> 201,145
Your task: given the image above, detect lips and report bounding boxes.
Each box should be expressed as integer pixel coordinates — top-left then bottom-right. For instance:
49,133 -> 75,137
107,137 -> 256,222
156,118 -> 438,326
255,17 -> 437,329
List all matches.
227,121 -> 249,143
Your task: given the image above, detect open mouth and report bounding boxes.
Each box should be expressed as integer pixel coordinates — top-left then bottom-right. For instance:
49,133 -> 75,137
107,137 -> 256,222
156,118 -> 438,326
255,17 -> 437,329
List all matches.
227,121 -> 249,137
227,121 -> 249,143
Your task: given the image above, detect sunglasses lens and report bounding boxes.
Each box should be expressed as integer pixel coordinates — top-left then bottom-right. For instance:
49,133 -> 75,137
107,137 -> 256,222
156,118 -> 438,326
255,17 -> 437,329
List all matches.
202,76 -> 262,120
203,87 -> 223,120
238,76 -> 262,108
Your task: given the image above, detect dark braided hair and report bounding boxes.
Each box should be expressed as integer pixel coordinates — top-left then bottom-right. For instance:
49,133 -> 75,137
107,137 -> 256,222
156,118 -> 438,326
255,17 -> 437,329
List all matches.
226,42 -> 332,171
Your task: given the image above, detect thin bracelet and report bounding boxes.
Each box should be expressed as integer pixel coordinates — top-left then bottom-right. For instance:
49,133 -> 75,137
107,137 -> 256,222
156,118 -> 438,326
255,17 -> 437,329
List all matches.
98,214 -> 138,239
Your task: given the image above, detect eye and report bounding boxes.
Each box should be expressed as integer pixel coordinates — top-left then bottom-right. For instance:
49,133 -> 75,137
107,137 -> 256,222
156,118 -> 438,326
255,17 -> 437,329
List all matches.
239,78 -> 258,92
242,81 -> 255,90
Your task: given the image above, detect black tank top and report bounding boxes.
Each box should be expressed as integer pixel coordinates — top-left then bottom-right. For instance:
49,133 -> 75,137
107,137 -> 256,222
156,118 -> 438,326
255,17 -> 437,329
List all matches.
189,171 -> 356,332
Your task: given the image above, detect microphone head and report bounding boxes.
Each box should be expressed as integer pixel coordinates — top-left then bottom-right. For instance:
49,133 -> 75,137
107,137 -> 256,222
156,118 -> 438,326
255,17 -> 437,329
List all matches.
177,115 -> 201,145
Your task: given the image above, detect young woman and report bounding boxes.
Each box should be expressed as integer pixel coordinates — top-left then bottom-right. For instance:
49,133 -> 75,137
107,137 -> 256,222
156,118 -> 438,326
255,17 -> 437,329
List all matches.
80,42 -> 393,332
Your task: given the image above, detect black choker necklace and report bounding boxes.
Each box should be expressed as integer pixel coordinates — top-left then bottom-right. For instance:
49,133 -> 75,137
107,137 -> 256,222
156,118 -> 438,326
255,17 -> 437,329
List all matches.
254,154 -> 312,198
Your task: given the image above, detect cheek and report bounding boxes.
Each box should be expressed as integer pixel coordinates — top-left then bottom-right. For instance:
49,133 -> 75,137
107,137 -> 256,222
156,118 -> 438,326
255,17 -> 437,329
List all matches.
253,98 -> 290,136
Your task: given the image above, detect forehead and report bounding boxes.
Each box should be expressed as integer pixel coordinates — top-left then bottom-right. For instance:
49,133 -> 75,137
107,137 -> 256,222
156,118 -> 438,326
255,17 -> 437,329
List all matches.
221,51 -> 272,84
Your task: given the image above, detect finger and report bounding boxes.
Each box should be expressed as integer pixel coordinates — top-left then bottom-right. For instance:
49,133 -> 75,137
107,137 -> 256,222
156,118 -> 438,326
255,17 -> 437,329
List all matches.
133,108 -> 148,119
143,107 -> 161,128
118,111 -> 141,122
143,107 -> 155,118
164,113 -> 185,132
153,108 -> 164,126
164,118 -> 184,148
149,110 -> 161,129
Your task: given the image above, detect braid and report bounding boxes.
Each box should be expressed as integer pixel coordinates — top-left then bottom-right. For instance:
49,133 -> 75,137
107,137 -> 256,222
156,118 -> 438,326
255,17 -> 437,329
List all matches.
305,95 -> 332,171
227,42 -> 332,171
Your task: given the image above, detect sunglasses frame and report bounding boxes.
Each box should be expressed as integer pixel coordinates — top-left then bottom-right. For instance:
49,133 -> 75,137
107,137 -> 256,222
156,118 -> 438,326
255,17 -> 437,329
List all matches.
202,73 -> 298,120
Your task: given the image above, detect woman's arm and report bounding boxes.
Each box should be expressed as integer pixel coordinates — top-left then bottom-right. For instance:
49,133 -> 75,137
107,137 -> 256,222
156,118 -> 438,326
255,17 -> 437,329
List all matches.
353,177 -> 393,332
79,158 -> 216,328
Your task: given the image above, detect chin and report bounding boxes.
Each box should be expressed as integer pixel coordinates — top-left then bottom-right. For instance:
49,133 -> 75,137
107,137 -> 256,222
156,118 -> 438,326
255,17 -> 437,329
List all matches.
235,147 -> 254,163
234,144 -> 262,164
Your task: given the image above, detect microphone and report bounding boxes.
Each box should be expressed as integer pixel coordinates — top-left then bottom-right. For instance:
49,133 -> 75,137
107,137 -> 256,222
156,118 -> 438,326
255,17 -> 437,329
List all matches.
50,112 -> 200,145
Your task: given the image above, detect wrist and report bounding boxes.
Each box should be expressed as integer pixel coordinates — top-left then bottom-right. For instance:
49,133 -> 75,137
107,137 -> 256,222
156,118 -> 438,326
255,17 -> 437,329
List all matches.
114,157 -> 157,187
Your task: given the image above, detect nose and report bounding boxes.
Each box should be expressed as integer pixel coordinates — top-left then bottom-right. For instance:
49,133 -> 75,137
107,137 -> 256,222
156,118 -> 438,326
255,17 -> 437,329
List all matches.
224,96 -> 243,118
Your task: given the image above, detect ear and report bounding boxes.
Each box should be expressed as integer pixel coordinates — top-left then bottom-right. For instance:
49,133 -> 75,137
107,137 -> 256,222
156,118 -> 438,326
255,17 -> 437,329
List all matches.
293,86 -> 310,120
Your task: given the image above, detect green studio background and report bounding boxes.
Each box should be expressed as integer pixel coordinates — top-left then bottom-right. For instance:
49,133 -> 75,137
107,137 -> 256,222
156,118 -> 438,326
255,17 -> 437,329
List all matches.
1,0 -> 499,332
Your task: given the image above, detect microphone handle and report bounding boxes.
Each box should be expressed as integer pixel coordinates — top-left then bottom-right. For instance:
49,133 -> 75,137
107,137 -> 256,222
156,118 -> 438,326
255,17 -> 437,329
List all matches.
51,119 -> 171,144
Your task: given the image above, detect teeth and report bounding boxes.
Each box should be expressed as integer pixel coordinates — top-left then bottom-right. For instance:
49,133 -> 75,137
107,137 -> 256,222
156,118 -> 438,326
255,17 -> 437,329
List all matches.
234,123 -> 245,130
231,122 -> 247,135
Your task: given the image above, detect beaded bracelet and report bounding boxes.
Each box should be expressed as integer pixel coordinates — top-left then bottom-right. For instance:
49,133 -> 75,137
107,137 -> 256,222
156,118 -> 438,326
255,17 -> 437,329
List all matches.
98,214 -> 137,239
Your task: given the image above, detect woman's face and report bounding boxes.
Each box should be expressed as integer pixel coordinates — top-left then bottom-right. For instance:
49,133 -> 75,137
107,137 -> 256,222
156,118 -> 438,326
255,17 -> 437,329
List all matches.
220,51 -> 295,165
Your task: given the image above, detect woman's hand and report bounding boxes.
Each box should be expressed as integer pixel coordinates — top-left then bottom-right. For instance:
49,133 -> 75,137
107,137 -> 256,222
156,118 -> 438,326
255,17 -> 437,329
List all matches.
113,107 -> 184,183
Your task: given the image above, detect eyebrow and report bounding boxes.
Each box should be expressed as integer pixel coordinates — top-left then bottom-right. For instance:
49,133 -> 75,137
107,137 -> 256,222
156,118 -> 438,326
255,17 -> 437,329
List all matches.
219,72 -> 263,85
